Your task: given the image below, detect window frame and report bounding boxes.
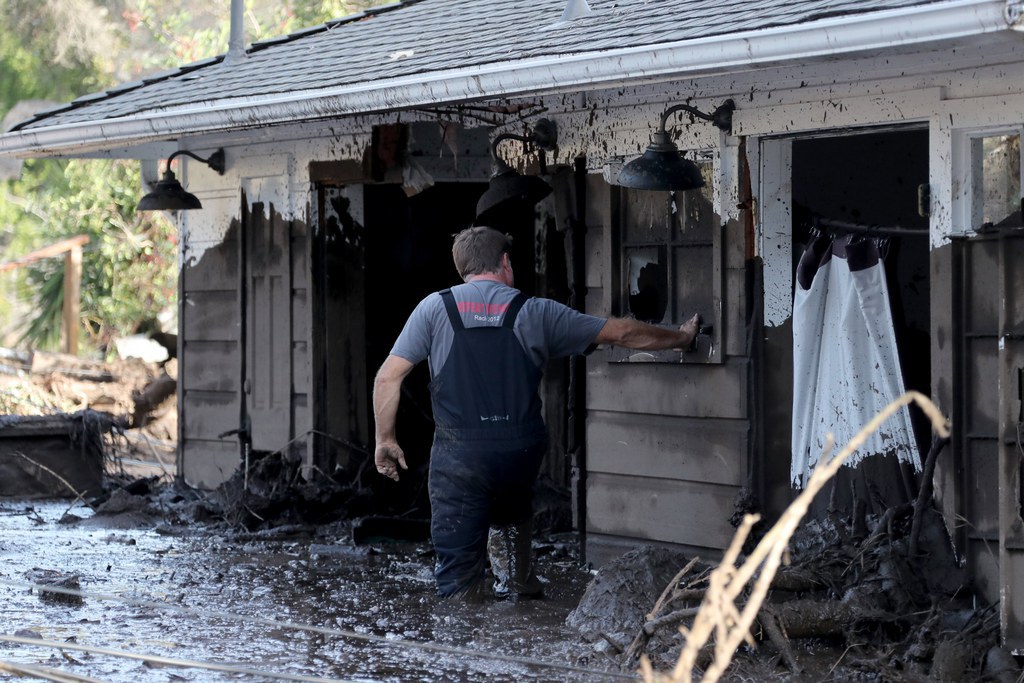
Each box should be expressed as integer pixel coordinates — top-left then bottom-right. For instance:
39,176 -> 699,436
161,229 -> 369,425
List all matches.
952,125 -> 1024,234
605,156 -> 724,365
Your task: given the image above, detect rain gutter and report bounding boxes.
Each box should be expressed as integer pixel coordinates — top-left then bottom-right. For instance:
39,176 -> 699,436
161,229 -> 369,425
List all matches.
0,0 -> 1012,158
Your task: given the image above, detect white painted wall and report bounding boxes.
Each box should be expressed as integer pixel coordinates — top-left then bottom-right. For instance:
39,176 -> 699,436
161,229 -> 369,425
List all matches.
170,45 -> 1024,330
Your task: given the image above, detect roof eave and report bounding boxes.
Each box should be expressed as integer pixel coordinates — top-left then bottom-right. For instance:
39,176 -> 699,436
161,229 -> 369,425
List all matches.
0,0 -> 1012,159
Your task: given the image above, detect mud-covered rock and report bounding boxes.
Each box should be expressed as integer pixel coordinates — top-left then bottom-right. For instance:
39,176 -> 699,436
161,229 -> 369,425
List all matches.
566,545 -> 693,647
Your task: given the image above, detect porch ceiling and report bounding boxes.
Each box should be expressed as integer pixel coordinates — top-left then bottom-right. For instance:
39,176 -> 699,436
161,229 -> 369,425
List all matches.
0,0 -> 1016,159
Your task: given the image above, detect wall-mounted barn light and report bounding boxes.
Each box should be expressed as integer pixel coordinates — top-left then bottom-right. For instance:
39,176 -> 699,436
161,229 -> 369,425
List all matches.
617,100 -> 735,191
137,148 -> 226,211
475,119 -> 558,224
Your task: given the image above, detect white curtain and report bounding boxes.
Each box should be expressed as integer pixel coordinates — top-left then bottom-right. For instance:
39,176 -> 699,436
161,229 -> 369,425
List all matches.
791,233 -> 920,488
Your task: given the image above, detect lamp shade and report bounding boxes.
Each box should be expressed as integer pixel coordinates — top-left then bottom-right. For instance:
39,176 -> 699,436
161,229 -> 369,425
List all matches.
137,169 -> 202,211
617,131 -> 705,192
474,166 -> 552,224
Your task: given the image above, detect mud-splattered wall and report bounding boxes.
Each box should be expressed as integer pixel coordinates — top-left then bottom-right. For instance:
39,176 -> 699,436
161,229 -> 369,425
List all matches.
178,151 -> 311,488
166,43 -> 1024,635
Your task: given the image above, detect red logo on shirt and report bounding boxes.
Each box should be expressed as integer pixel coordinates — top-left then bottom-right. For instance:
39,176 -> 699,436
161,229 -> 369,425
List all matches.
456,301 -> 509,315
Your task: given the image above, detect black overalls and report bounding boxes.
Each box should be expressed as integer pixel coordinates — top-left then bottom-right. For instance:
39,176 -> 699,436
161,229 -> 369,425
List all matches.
427,289 -> 548,597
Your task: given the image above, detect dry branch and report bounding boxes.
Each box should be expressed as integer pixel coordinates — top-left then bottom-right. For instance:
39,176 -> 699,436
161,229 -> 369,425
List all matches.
12,449 -> 90,506
624,557 -> 707,661
642,391 -> 949,683
758,605 -> 800,674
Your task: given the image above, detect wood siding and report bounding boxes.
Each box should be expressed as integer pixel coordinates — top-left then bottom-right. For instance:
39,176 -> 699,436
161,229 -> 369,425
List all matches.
179,222 -> 242,488
179,187 -> 310,488
952,231 -> 1024,647
584,172 -> 750,562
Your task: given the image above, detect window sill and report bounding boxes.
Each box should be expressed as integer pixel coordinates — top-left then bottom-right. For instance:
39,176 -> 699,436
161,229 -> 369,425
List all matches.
603,338 -> 717,364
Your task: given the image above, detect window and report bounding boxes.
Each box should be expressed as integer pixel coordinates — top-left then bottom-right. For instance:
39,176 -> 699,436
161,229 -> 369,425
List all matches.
972,132 -> 1022,229
611,160 -> 722,363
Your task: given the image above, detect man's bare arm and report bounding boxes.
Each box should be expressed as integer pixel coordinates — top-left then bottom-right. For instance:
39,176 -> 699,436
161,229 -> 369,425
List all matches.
372,354 -> 415,481
594,313 -> 700,351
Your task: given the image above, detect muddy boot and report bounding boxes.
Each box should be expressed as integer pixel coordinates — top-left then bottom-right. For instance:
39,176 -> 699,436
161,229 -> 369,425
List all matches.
488,521 -> 543,600
454,577 -> 488,604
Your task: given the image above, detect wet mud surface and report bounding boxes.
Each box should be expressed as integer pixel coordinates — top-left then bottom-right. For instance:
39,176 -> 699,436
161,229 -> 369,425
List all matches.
3,472 -> 1014,682
0,499 -> 626,682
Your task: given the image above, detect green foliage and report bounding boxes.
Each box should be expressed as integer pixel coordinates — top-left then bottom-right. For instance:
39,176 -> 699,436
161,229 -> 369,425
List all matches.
289,0 -> 394,28
124,0 -> 390,67
1,0 -> 385,355
0,0 -> 114,110
3,158 -> 177,351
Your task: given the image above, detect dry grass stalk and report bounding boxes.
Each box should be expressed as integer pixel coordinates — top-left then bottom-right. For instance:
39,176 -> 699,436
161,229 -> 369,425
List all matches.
642,390 -> 949,683
0,659 -> 105,682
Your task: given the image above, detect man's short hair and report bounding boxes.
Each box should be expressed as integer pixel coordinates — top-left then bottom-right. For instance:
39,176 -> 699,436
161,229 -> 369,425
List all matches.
452,226 -> 512,279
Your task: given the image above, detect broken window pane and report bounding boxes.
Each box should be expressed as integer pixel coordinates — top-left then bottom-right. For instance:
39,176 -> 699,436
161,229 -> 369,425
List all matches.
626,246 -> 667,323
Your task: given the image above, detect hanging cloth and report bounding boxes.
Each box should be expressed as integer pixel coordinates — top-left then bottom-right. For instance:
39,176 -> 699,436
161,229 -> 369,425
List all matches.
791,232 -> 921,488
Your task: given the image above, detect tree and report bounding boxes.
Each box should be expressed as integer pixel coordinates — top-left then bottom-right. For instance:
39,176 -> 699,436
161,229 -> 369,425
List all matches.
1,0 -> 385,354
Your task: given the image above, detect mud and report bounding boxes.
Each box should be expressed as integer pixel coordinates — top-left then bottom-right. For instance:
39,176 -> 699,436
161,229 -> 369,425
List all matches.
3,454 -> 1020,682
0,493 -> 625,682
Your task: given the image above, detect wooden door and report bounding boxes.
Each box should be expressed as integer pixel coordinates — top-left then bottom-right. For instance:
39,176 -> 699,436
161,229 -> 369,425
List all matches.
243,177 -> 293,452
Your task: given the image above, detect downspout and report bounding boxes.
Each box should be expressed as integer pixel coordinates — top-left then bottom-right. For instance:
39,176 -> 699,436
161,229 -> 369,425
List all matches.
226,0 -> 247,63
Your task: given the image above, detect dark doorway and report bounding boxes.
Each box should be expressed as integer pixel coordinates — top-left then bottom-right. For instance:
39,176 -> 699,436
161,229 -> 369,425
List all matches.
312,180 -> 551,524
764,128 -> 932,518
362,182 -> 488,516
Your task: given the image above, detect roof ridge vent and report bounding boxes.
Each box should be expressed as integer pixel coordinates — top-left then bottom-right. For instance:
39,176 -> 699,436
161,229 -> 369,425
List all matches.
561,0 -> 594,22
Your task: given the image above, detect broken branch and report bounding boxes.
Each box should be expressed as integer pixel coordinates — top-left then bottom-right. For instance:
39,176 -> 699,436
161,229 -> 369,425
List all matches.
644,391 -> 949,683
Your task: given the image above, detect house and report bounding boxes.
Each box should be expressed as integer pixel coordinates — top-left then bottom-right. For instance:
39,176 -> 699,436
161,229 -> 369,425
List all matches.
2,0 -> 1023,647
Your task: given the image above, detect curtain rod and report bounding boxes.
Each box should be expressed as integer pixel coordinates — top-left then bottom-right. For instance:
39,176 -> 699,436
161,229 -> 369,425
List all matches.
812,217 -> 929,238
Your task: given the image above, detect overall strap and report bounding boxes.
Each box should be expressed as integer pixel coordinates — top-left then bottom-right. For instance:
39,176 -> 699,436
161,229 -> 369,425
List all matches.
501,292 -> 530,329
439,289 -> 464,330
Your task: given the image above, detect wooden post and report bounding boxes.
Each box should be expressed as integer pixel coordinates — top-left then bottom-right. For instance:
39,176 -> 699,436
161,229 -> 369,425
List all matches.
62,245 -> 83,356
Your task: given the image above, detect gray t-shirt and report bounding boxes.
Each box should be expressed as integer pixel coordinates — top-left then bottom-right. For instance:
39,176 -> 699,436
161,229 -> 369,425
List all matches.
390,280 -> 606,378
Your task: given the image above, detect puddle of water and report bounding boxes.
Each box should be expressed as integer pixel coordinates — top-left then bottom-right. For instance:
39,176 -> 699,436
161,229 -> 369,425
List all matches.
0,501 -> 628,682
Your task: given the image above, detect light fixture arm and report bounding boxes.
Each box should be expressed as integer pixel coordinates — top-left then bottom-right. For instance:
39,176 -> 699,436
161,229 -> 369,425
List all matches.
659,99 -> 735,135
488,119 -> 558,168
164,148 -> 226,175
137,148 -> 226,211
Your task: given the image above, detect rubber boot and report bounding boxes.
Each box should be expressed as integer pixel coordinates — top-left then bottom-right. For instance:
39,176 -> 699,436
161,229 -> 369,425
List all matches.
487,520 -> 544,599
454,577 -> 487,604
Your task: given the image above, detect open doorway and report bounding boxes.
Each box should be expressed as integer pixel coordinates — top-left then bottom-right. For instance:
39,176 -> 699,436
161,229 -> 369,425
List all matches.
313,182 -> 509,523
361,182 -> 487,517
763,127 -> 932,518
312,177 -> 561,532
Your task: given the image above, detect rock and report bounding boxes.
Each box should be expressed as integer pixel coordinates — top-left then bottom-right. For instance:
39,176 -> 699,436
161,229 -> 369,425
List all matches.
566,545 -> 694,644
931,639 -> 969,681
983,645 -> 1019,683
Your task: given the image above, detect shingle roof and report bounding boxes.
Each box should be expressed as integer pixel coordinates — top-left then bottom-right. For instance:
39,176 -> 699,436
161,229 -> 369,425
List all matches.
14,0 -> 946,132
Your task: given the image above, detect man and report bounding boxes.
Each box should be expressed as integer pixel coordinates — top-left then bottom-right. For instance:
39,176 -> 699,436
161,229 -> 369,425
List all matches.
373,226 -> 699,600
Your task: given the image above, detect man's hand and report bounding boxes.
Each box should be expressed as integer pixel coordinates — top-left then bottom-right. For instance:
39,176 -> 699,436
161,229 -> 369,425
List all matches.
375,442 -> 408,481
677,313 -> 701,350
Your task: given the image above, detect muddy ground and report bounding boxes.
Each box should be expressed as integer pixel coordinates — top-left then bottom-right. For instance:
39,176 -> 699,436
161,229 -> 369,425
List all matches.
3,472 -> 1016,683
0,350 -> 1017,683
1,491 -> 622,682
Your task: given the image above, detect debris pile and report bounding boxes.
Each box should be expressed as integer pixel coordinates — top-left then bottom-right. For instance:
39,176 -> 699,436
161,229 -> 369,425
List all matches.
567,546 -> 714,660
570,505 -> 1014,681
0,347 -> 177,494
212,449 -> 374,532
0,349 -> 176,434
